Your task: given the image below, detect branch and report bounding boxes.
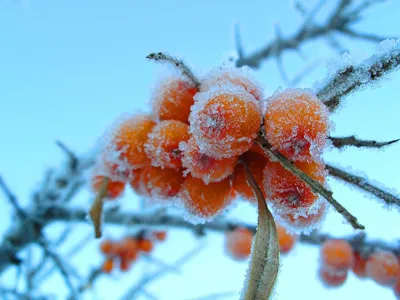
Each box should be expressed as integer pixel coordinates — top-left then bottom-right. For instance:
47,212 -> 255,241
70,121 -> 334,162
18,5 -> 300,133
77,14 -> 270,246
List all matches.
0,176 -> 27,220
329,135 -> 399,149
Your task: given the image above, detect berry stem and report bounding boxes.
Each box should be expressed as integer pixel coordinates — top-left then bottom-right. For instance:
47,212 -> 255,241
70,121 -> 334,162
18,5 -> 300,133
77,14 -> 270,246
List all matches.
89,177 -> 109,238
255,133 -> 365,230
146,52 -> 200,88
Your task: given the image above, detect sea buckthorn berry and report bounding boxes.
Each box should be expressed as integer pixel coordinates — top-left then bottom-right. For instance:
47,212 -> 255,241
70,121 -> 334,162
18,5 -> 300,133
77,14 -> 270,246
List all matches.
180,175 -> 232,220
276,224 -> 297,254
153,231 -> 167,241
232,151 -> 268,203
366,250 -> 400,286
319,267 -> 347,287
119,238 -> 139,261
138,239 -> 154,253
129,168 -> 147,195
320,240 -> 354,272
92,175 -> 125,200
145,120 -> 190,169
100,239 -> 115,255
181,137 -> 238,184
264,88 -> 329,162
152,76 -> 198,123
119,258 -> 131,272
189,84 -> 262,159
107,114 -> 157,169
263,160 -> 326,212
225,227 -> 253,260
140,166 -> 184,198
249,144 -> 267,157
102,258 -> 114,274
200,66 -> 263,101
352,252 -> 367,278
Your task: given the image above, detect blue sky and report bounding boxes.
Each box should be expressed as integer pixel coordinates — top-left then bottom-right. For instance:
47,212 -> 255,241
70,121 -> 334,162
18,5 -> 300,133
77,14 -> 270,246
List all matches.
0,0 -> 400,299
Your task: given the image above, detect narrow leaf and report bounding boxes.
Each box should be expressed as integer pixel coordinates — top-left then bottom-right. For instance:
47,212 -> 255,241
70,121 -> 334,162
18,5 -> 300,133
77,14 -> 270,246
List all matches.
89,177 -> 109,238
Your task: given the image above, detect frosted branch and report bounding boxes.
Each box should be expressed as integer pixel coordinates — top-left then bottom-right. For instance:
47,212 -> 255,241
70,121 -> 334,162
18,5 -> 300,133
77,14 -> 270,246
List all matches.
329,135 -> 399,149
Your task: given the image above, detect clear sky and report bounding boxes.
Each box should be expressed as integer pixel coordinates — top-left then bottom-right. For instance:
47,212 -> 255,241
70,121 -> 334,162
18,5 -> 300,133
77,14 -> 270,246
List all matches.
0,0 -> 399,299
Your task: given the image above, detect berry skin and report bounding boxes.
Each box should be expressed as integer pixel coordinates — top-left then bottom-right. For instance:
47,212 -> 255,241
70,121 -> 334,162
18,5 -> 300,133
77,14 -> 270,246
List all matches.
139,166 -> 184,198
352,252 -> 367,278
129,168 -> 147,195
181,137 -> 238,184
180,175 -> 232,220
119,238 -> 139,261
319,267 -> 347,287
107,114 -> 157,169
276,225 -> 297,254
264,88 -> 329,162
153,77 -> 198,123
102,258 -> 114,274
200,66 -> 263,101
366,251 -> 400,286
189,84 -> 262,159
263,160 -> 327,211
320,240 -> 354,272
92,175 -> 125,200
100,239 -> 115,255
153,231 -> 167,242
138,239 -> 154,253
232,151 -> 268,203
225,227 -> 253,260
145,120 -> 190,169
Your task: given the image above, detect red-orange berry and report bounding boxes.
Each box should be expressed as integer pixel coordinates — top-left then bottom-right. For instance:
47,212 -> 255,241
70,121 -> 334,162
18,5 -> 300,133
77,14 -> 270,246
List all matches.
106,114 -> 157,169
180,175 -> 232,220
119,257 -> 131,272
366,250 -> 400,286
138,239 -> 154,253
92,175 -> 125,200
102,258 -> 114,274
319,267 -> 347,287
153,231 -> 167,241
263,160 -> 326,212
352,252 -> 367,278
200,66 -> 263,101
129,168 -> 147,195
189,85 -> 262,159
139,166 -> 184,198
181,137 -> 238,184
264,89 -> 329,162
225,227 -> 253,260
320,239 -> 354,272
145,120 -> 190,169
276,225 -> 297,254
232,151 -> 268,203
152,76 -> 198,123
100,239 -> 116,255
119,238 -> 139,261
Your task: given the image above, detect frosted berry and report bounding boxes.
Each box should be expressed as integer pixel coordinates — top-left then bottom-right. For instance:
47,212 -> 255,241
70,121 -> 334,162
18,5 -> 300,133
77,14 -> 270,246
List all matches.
225,227 -> 253,260
352,252 -> 367,278
140,166 -> 184,198
366,250 -> 400,286
319,267 -> 347,287
92,175 -> 125,200
320,239 -> 354,272
276,224 -> 297,254
102,258 -> 114,274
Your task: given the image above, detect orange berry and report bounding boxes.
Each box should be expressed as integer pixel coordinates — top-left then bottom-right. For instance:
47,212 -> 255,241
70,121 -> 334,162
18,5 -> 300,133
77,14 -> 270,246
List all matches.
138,239 -> 154,253
263,160 -> 326,212
119,257 -> 131,272
276,225 -> 297,254
248,144 -> 267,157
366,251 -> 400,286
107,114 -> 157,169
100,239 -> 116,255
92,175 -> 125,200
180,175 -> 232,220
232,151 -> 268,203
319,267 -> 347,287
264,89 -> 329,162
153,231 -> 167,241
181,137 -> 238,184
129,168 -> 147,195
102,258 -> 114,274
200,66 -> 263,101
225,227 -> 253,260
153,76 -> 198,123
139,166 -> 184,198
145,120 -> 190,169
320,240 -> 354,272
189,85 -> 262,159
120,238 -> 139,261
352,252 -> 367,278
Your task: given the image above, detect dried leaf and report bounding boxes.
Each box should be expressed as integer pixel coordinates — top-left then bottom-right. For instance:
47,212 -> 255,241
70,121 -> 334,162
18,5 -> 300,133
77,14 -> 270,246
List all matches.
89,177 -> 109,238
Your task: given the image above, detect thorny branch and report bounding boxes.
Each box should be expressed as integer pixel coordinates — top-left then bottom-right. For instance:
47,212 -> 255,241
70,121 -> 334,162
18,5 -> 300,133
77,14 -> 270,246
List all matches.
329,135 -> 400,149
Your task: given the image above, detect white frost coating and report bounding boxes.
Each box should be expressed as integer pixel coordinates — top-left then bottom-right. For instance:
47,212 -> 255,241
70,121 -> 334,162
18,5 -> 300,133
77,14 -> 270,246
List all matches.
200,65 -> 264,101
189,83 -> 262,159
314,39 -> 400,103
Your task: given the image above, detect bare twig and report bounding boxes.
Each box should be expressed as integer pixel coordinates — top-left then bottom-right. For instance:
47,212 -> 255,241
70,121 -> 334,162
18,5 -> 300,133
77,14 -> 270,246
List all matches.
326,164 -> 400,208
329,135 -> 399,149
146,52 -> 200,88
0,176 -> 27,220
56,141 -> 79,171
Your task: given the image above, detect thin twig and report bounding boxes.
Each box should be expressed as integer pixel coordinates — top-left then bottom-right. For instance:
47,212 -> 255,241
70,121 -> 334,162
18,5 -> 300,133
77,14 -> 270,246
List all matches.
0,176 -> 27,219
329,135 -> 399,149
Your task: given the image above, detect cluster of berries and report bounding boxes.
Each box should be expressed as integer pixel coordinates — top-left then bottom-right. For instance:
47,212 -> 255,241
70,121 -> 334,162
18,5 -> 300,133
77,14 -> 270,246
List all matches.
318,239 -> 400,297
100,231 -> 166,273
90,63 -> 329,231
224,224 -> 297,260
